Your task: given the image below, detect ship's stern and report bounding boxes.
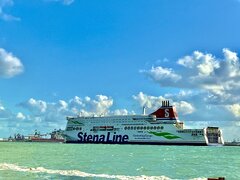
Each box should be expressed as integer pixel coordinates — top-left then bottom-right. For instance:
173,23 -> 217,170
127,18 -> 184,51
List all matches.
204,127 -> 224,146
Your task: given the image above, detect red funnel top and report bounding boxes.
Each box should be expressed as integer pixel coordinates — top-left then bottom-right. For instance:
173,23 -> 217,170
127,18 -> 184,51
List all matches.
150,101 -> 178,120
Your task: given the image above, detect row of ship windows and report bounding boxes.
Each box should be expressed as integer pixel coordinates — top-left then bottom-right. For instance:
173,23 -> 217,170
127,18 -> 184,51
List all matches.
66,126 -> 164,131
90,121 -> 145,124
66,127 -> 82,131
178,130 -> 203,134
124,126 -> 164,130
192,133 -> 203,136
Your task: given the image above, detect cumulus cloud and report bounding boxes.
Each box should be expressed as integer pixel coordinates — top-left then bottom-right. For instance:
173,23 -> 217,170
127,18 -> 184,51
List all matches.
111,109 -> 131,116
0,48 -> 24,78
18,95 -> 128,124
68,95 -> 113,116
0,94 -> 137,137
19,98 -> 47,115
142,49 -> 240,105
133,92 -> 165,110
178,51 -> 220,76
141,66 -> 181,87
0,0 -> 20,21
173,101 -> 195,115
16,112 -> 26,120
184,50 -> 216,76
87,95 -> 113,115
19,99 -> 70,123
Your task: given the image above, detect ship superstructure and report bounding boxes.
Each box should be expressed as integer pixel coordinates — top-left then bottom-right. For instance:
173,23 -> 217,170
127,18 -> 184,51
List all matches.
63,101 -> 224,145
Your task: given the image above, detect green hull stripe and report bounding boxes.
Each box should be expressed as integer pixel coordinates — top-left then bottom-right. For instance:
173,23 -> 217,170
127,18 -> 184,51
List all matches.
148,131 -> 181,140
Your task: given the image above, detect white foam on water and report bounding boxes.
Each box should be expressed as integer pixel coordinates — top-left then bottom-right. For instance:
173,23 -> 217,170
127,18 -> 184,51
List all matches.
0,163 -> 170,179
0,163 -> 207,180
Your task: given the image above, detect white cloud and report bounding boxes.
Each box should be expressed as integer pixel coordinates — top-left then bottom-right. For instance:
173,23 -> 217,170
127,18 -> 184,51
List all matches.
69,96 -> 85,107
57,100 -> 68,111
91,95 -> 113,114
0,95 -> 133,136
140,66 -> 181,87
69,95 -> 113,116
178,51 -> 219,76
0,0 -> 20,21
227,104 -> 240,117
0,104 -> 5,111
133,92 -> 165,110
221,48 -> 240,78
18,95 -> 114,123
19,98 -> 47,115
223,48 -> 238,63
0,48 -> 24,78
16,112 -> 26,120
173,101 -> 195,115
111,109 -> 134,116
142,49 -> 240,106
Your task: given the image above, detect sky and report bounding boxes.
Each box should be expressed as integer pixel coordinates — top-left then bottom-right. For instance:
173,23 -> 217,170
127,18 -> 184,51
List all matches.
0,0 -> 240,141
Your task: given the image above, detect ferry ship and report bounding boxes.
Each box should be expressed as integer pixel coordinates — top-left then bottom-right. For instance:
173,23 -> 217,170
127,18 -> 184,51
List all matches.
63,101 -> 224,146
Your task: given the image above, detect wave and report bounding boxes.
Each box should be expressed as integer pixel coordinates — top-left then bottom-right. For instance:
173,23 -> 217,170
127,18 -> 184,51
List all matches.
0,163 -> 206,180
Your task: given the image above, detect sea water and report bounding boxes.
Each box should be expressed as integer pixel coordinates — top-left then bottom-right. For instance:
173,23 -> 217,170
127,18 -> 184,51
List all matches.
0,142 -> 239,180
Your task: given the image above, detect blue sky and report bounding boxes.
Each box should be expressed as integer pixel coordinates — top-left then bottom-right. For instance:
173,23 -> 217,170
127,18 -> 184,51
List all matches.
0,0 -> 240,140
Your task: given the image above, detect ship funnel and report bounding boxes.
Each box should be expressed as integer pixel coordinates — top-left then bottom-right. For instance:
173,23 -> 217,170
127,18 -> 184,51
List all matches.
151,100 -> 178,119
